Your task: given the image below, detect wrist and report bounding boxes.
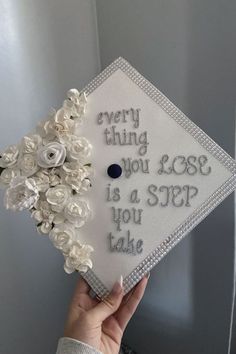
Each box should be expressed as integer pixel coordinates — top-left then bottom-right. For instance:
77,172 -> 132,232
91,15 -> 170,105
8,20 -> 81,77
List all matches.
57,337 -> 103,354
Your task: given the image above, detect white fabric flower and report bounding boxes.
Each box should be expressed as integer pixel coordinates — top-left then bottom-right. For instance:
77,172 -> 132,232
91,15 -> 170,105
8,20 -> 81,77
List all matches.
64,197 -> 91,228
37,222 -> 53,234
18,153 -> 39,177
53,108 -> 75,134
4,176 -> 39,211
46,184 -> 71,212
0,145 -> 19,168
32,170 -> 50,192
33,168 -> 61,192
47,168 -> 61,186
62,136 -> 92,162
0,88 -> 93,274
31,200 -> 55,234
49,223 -> 75,253
31,200 -> 65,234
0,168 -> 21,188
79,178 -> 92,194
36,109 -> 57,143
60,162 -> 92,193
40,108 -> 75,141
63,89 -> 87,121
37,142 -> 66,168
21,134 -> 42,154
64,242 -> 93,274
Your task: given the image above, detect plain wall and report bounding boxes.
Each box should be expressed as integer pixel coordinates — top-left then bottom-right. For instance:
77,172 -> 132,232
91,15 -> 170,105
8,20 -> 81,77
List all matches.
0,1 -> 100,353
96,1 -> 236,353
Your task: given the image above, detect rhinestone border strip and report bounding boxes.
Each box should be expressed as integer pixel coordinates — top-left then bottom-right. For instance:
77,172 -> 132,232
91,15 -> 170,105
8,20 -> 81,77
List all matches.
80,57 -> 236,297
82,269 -> 109,298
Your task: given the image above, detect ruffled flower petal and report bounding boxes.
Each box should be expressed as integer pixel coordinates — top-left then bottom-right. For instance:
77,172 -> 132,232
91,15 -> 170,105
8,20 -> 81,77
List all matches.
4,176 -> 39,211
0,145 -> 19,168
37,142 -> 66,168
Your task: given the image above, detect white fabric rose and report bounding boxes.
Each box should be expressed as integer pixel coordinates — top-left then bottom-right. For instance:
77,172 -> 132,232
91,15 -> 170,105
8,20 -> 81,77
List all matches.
37,142 -> 66,168
4,176 -> 39,211
32,170 -> 50,192
21,134 -> 42,154
33,168 -> 61,192
63,89 -> 87,121
62,161 -> 91,176
60,162 -> 92,193
47,168 -> 61,186
64,197 -> 91,228
54,108 -> 75,133
66,88 -> 82,103
0,168 -> 21,188
0,145 -> 19,168
63,136 -> 92,162
31,200 -> 65,234
41,108 -> 75,141
79,178 -> 92,194
37,222 -> 53,234
49,223 -> 75,253
64,243 -> 93,274
46,184 -> 71,212
0,89 -> 93,274
18,153 -> 39,177
36,109 -> 57,143
65,176 -> 91,195
31,200 -> 55,234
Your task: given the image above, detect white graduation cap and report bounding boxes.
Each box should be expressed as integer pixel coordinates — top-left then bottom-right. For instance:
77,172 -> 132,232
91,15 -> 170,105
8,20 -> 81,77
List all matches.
1,57 -> 236,298
78,57 -> 236,296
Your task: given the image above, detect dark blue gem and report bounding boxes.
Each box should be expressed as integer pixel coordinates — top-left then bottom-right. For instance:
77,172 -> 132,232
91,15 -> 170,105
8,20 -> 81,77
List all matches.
107,164 -> 122,179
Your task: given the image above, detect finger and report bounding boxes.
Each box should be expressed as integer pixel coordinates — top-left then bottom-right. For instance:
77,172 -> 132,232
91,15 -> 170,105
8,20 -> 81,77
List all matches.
89,276 -> 124,322
115,276 -> 148,331
72,277 -> 91,301
119,271 -> 149,306
121,287 -> 135,306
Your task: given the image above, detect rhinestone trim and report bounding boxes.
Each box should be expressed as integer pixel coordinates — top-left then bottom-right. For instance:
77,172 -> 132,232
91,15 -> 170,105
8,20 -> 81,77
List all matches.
82,269 -> 109,298
80,57 -> 236,297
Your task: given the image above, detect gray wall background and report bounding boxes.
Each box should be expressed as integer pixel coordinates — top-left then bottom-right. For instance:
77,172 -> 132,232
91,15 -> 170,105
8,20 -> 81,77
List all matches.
0,1 -> 236,353
0,1 -> 100,353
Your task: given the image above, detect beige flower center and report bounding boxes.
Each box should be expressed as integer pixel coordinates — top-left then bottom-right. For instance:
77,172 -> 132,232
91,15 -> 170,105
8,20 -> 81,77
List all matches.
71,203 -> 82,214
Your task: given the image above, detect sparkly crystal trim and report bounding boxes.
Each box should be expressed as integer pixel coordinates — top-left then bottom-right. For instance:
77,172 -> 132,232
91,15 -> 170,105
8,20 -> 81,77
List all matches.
80,57 -> 236,297
82,269 -> 109,298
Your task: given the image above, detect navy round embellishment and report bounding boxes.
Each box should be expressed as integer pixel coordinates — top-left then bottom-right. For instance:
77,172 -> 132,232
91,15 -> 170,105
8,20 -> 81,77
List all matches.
107,164 -> 122,179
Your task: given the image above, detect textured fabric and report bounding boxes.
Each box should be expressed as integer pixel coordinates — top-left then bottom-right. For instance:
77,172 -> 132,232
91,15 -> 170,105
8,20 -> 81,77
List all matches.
56,337 -> 102,354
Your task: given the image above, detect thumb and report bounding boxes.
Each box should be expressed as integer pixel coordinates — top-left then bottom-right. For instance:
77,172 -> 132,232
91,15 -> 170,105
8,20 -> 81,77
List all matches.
90,276 -> 124,322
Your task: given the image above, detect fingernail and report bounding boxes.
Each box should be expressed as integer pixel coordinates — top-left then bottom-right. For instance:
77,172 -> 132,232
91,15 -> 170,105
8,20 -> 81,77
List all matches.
119,275 -> 123,287
145,272 -> 150,280
112,275 -> 123,295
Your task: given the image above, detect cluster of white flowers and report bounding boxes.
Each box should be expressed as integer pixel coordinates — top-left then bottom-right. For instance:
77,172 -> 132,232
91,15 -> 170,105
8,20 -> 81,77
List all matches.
0,89 -> 94,274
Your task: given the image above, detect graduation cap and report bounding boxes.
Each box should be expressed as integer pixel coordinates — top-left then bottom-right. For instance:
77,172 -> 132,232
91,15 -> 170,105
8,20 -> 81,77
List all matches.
1,57 -> 236,298
78,57 -> 236,296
